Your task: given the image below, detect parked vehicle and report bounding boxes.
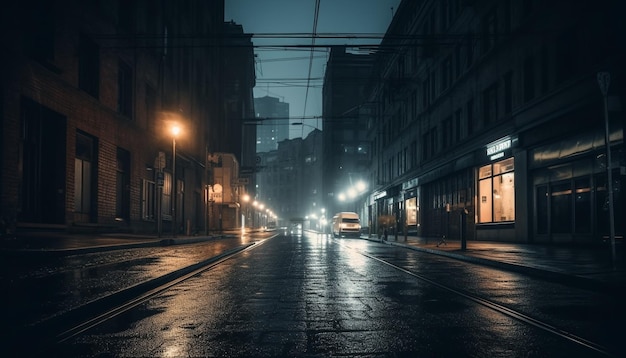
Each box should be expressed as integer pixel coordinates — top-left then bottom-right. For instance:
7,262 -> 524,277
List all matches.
331,212 -> 361,238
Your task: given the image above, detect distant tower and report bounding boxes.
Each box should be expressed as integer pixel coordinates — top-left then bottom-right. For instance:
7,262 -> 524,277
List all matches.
254,96 -> 290,153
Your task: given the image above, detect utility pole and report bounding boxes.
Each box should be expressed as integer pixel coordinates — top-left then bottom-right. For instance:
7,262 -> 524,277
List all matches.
597,71 -> 616,267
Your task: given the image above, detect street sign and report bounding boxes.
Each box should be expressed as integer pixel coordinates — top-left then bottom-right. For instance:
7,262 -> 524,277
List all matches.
236,178 -> 249,185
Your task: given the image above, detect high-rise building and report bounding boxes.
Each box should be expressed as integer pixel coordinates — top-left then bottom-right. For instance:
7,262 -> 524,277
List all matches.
322,46 -> 375,221
254,96 -> 290,153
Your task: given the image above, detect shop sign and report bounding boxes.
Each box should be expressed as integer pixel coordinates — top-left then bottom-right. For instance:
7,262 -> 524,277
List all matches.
486,136 -> 515,161
373,190 -> 387,200
402,177 -> 419,190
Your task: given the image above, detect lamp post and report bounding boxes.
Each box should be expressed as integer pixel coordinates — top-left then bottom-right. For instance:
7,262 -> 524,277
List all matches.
597,72 -> 616,266
171,124 -> 180,237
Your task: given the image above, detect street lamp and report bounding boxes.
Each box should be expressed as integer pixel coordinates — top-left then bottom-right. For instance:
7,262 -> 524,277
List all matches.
597,72 -> 616,266
171,124 -> 181,237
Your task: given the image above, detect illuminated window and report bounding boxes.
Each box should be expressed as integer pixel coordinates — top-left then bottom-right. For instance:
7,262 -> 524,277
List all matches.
405,197 -> 418,226
478,158 -> 514,223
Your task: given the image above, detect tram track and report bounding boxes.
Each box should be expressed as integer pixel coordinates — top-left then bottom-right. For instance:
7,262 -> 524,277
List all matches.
337,239 -> 617,357
7,239 -> 270,356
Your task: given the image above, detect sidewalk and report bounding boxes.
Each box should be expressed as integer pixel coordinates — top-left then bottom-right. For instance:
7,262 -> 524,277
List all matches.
2,230 -> 624,295
0,231 -> 224,255
365,233 -> 625,295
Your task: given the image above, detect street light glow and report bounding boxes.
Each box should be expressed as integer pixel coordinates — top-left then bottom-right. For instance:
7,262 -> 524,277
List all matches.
347,188 -> 357,199
356,180 -> 366,192
171,125 -> 181,137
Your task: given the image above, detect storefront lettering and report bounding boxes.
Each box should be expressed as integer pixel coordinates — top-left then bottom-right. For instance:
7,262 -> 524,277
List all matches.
486,138 -> 511,156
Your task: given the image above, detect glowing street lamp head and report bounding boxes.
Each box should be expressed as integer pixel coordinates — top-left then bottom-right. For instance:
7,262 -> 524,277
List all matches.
347,188 -> 357,199
171,125 -> 181,137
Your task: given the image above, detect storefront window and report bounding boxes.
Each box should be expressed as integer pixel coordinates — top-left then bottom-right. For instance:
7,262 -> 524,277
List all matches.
478,158 -> 515,223
551,182 -> 572,233
405,197 -> 418,226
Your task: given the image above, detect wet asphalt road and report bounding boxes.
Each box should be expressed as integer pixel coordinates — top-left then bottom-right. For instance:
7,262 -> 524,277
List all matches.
41,232 -> 623,357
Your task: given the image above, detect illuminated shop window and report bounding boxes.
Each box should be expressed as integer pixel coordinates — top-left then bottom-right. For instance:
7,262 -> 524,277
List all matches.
478,158 -> 515,223
405,197 -> 418,226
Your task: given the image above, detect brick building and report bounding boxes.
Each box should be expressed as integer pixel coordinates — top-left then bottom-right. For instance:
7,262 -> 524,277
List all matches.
0,1 -> 255,235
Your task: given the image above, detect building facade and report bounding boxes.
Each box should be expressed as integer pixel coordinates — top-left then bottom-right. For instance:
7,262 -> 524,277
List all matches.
254,95 -> 290,153
366,0 -> 625,243
322,47 -> 375,223
255,129 -> 322,227
0,0 -> 256,235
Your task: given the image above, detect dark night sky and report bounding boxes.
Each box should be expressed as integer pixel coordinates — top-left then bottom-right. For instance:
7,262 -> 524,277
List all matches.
225,0 -> 401,138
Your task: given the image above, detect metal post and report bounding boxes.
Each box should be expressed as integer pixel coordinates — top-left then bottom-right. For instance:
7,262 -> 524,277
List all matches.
597,72 -> 615,266
172,137 -> 177,237
157,184 -> 162,238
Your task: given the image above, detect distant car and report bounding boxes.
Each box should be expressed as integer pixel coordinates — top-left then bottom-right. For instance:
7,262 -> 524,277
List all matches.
331,212 -> 361,238
289,223 -> 302,236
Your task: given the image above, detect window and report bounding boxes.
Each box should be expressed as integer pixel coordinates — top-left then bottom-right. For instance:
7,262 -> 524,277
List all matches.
454,45 -> 462,78
541,46 -> 549,94
162,172 -> 172,220
441,56 -> 452,91
466,32 -> 475,68
482,8 -> 497,54
504,71 -> 513,114
75,132 -> 95,213
466,98 -> 474,135
555,29 -> 578,84
478,158 -> 515,223
116,148 -> 131,220
142,179 -> 156,221
146,85 -> 157,132
483,83 -> 498,124
422,127 -> 438,160
429,71 -> 437,102
79,34 -> 100,98
523,56 -> 535,102
406,197 -> 418,226
410,140 -> 417,169
454,109 -> 462,142
118,61 -> 133,118
442,116 -> 452,148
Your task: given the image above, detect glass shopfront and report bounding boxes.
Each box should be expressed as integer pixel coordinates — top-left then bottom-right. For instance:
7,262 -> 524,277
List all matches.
405,197 -> 418,226
530,126 -> 624,242
533,160 -> 623,241
478,157 -> 515,223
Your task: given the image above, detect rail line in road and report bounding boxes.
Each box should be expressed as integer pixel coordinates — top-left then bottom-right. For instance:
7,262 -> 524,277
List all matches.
10,238 -> 272,356
336,239 -> 616,358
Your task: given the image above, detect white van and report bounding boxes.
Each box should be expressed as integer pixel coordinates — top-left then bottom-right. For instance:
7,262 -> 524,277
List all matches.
331,212 -> 361,238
